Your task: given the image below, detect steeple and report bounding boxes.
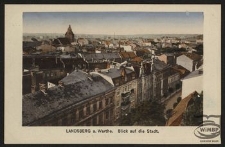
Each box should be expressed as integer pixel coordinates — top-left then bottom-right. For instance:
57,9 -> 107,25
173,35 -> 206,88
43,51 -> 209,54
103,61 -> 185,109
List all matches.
65,25 -> 75,43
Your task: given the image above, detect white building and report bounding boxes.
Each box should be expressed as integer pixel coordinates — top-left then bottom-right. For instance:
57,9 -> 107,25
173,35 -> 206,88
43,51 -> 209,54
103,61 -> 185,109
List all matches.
120,45 -> 133,52
176,53 -> 202,72
181,68 -> 203,99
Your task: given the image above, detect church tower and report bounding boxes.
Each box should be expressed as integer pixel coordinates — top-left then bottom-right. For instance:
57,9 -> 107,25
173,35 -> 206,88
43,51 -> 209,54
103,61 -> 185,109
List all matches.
65,25 -> 75,43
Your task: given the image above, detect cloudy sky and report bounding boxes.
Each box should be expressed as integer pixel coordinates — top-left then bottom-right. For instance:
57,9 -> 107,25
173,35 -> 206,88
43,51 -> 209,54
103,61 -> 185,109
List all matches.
23,12 -> 203,35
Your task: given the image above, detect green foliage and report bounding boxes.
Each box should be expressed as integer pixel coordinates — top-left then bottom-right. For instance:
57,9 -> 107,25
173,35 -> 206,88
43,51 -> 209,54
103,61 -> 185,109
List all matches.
173,102 -> 178,109
120,100 -> 166,126
176,83 -> 181,90
166,109 -> 173,119
182,92 -> 203,126
177,97 -> 181,103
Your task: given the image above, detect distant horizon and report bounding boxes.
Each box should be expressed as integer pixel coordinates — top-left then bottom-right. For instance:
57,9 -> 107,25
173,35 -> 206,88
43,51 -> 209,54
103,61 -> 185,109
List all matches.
23,33 -> 203,35
23,12 -> 203,35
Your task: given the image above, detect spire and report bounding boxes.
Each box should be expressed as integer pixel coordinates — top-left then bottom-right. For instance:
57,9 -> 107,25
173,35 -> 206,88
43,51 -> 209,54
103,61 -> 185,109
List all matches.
67,25 -> 72,32
65,24 -> 75,43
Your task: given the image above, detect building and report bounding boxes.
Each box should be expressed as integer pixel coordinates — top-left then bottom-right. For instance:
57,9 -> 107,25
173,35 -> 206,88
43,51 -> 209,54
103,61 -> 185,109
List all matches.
158,53 -> 176,65
119,52 -> 137,62
22,66 -> 67,94
53,38 -> 74,52
167,68 -> 181,92
93,66 -> 137,125
176,53 -> 202,72
23,70 -> 115,126
81,53 -> 122,70
181,67 -> 203,98
65,25 -> 75,43
137,61 -> 153,102
152,59 -> 171,101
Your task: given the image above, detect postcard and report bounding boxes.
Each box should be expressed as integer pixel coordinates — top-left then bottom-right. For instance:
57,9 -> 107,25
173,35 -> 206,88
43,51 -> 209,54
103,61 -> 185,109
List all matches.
4,4 -> 221,144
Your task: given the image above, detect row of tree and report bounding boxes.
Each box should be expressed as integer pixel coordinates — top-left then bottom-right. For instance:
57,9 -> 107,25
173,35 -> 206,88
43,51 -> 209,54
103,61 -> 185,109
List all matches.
120,100 -> 166,126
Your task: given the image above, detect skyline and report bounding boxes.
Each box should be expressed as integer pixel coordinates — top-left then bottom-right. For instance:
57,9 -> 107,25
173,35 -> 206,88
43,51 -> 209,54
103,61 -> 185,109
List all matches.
23,12 -> 203,35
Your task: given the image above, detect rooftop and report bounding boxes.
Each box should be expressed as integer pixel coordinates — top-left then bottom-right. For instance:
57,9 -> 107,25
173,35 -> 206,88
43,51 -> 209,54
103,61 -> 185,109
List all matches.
181,53 -> 202,61
182,68 -> 203,80
166,91 -> 197,126
100,67 -> 134,79
152,59 -> 169,71
23,70 -> 114,125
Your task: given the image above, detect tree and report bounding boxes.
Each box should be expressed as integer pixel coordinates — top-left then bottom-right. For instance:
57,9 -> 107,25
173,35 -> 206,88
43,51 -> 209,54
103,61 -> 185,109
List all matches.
166,109 -> 173,119
173,102 -> 178,109
177,97 -> 181,103
175,83 -> 181,91
120,100 -> 166,126
181,91 -> 203,126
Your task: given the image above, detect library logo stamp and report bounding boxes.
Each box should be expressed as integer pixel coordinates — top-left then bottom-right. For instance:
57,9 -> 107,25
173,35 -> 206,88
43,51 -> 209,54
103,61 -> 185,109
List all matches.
194,115 -> 221,139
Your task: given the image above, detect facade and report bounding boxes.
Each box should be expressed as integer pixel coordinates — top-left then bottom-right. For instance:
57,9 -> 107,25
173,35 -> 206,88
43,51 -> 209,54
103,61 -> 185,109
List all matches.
158,53 -> 175,65
23,70 -> 115,126
138,61 -> 153,102
168,68 -> 181,91
181,67 -> 203,98
93,66 -> 137,125
152,59 -> 171,101
22,66 -> 67,94
176,53 -> 202,72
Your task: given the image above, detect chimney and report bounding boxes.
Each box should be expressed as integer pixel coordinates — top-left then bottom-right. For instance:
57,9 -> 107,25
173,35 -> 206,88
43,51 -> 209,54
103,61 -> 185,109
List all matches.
39,83 -> 47,95
58,81 -> 64,87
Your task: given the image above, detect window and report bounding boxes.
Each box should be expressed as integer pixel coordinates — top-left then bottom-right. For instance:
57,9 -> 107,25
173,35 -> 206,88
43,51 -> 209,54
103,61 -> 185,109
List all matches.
105,99 -> 109,106
86,105 -> 90,115
71,109 -> 76,124
93,117 -> 98,126
106,111 -> 109,119
109,97 -> 113,104
99,101 -> 102,109
79,107 -> 84,119
93,103 -> 97,112
99,113 -> 103,125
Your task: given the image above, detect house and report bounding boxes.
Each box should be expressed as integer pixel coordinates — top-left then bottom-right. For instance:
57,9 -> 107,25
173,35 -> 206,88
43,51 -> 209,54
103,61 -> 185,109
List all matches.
93,66 -> 137,125
167,68 -> 181,92
172,65 -> 190,79
181,67 -> 203,99
137,61 -> 153,102
119,52 -> 137,62
22,66 -> 67,94
23,70 -> 115,126
176,53 -> 202,72
53,37 -> 73,52
158,53 -> 176,65
81,53 -> 122,70
152,59 -> 171,100
120,45 -> 133,52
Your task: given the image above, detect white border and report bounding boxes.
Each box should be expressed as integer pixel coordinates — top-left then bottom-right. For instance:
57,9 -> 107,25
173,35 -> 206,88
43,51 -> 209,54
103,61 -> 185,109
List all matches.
5,4 -> 221,144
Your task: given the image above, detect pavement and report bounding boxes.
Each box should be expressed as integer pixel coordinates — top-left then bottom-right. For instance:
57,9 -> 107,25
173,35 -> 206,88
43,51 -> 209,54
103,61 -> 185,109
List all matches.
163,90 -> 182,113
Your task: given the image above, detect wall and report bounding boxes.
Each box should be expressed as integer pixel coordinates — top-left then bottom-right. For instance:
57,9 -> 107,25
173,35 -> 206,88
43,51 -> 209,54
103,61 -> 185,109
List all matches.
176,55 -> 193,72
181,75 -> 203,98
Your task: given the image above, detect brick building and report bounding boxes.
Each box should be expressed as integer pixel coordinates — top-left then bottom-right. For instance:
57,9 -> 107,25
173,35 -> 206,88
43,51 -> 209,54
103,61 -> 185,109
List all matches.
23,70 -> 115,126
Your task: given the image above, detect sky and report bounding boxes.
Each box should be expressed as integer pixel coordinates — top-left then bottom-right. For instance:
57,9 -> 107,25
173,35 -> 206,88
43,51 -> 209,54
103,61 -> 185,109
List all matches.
23,12 -> 203,35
